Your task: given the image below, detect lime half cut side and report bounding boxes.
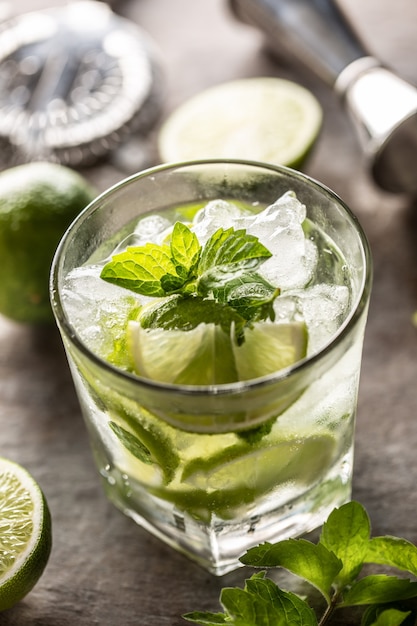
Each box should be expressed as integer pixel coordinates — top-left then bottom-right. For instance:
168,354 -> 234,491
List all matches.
158,77 -> 322,168
0,457 -> 52,611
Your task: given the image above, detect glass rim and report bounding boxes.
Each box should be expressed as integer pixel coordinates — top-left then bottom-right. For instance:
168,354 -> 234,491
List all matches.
50,158 -> 373,398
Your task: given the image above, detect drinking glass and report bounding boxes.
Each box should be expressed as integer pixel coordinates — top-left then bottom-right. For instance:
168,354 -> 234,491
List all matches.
50,160 -> 372,575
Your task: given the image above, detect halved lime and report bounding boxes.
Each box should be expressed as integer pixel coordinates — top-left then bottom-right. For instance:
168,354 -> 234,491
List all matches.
158,77 -> 322,168
0,457 -> 52,611
128,319 -> 307,386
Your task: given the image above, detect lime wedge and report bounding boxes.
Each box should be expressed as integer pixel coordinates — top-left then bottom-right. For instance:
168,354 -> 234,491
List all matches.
158,77 -> 322,168
128,319 -> 307,386
128,320 -> 238,385
128,320 -> 205,383
182,434 -> 335,492
232,321 -> 308,381
151,433 -> 336,521
0,457 -> 52,611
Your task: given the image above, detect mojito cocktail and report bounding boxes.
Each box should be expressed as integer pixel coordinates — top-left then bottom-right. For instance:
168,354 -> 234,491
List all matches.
51,160 -> 371,575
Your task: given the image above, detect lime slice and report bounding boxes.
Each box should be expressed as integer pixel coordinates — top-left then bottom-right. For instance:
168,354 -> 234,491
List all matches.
128,320 -> 238,385
182,434 -> 335,492
158,77 -> 322,168
151,433 -> 336,521
128,319 -> 307,386
232,321 -> 308,381
0,457 -> 52,611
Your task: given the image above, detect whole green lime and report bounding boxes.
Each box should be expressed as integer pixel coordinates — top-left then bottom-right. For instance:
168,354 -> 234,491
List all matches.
0,162 -> 97,324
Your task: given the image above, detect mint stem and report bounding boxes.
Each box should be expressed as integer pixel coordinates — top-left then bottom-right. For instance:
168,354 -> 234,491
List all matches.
318,591 -> 341,626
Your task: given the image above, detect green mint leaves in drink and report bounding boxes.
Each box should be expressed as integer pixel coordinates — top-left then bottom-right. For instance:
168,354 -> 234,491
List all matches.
183,501 -> 417,626
100,222 -> 280,337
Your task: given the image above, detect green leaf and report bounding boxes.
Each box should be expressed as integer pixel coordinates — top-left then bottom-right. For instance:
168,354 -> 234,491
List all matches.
100,243 -> 183,296
365,536 -> 417,577
341,575 -> 417,607
219,587 -> 260,624
362,605 -> 412,626
170,221 -> 201,277
217,572 -> 317,626
139,294 -> 247,343
319,501 -> 370,588
184,572 -> 316,626
108,404 -> 179,484
109,421 -> 153,465
240,539 -> 342,603
205,271 -> 280,322
243,574 -> 318,625
198,227 -> 272,275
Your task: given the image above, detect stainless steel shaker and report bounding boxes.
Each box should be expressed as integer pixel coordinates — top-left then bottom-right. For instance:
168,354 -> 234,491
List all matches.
229,0 -> 417,194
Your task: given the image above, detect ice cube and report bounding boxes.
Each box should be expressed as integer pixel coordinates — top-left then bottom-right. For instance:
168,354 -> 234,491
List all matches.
134,214 -> 172,244
61,264 -> 140,353
248,192 -> 316,290
292,284 -> 351,352
272,293 -> 303,323
192,199 -> 244,244
252,191 -> 306,233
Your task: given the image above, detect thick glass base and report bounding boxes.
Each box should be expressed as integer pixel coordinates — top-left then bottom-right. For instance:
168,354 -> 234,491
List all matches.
100,454 -> 352,576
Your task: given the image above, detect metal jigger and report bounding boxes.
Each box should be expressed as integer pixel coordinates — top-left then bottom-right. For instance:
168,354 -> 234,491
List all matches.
229,0 -> 417,194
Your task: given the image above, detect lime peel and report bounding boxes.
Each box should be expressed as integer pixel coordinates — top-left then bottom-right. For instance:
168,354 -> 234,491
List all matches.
0,457 -> 52,611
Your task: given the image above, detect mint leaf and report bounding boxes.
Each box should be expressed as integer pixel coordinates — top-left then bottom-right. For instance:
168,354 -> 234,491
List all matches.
365,536 -> 417,577
319,500 -> 370,588
170,221 -> 201,278
362,606 -> 412,626
240,538 -> 342,603
236,418 -> 275,444
341,575 -> 417,607
216,572 -> 316,626
101,243 -> 185,296
107,406 -> 179,484
208,271 -> 280,322
243,573 -> 317,625
139,294 -> 247,342
183,501 -> 417,625
109,421 -> 153,464
100,222 -> 281,334
198,227 -> 272,274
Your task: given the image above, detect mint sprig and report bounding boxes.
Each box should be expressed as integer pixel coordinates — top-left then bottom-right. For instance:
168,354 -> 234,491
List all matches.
183,501 -> 417,626
100,221 -> 280,330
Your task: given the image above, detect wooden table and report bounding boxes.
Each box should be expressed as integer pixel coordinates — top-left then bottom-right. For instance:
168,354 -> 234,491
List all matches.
1,0 -> 417,624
